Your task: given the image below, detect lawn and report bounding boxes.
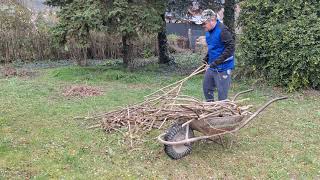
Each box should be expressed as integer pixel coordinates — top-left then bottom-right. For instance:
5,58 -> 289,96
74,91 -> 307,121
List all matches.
0,60 -> 319,179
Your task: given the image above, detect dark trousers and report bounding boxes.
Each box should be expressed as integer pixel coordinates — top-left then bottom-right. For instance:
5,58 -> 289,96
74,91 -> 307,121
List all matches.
203,69 -> 232,102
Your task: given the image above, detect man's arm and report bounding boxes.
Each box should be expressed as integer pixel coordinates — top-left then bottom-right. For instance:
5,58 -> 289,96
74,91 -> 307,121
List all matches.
210,26 -> 235,67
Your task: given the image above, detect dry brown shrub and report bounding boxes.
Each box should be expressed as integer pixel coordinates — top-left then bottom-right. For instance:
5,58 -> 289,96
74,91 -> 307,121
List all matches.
1,67 -> 36,78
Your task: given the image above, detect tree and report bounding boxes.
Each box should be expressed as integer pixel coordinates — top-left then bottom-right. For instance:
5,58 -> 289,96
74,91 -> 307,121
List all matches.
107,0 -> 162,68
47,0 -> 169,68
46,0 -> 105,66
223,0 -> 235,34
0,0 -> 33,63
167,0 -> 222,18
156,0 -> 173,64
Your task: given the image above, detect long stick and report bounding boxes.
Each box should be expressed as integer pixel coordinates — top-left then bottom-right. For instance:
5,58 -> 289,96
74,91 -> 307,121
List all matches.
232,89 -> 254,101
144,64 -> 206,98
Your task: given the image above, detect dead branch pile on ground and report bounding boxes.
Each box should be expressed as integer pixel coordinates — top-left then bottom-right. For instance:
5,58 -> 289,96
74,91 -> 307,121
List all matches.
87,65 -> 254,146
63,85 -> 103,97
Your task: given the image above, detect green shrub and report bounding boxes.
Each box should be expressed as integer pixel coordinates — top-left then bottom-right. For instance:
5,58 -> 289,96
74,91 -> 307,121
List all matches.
142,48 -> 153,59
237,0 -> 320,91
167,34 -> 180,42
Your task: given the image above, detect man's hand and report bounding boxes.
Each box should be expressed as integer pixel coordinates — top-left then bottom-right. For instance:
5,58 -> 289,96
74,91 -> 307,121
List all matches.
203,54 -> 209,64
210,61 -> 218,68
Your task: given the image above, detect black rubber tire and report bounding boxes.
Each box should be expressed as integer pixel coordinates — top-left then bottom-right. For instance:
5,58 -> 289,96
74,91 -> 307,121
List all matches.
164,123 -> 194,160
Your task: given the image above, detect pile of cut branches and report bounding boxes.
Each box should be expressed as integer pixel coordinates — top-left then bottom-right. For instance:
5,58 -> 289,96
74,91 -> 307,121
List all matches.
87,65 -> 254,146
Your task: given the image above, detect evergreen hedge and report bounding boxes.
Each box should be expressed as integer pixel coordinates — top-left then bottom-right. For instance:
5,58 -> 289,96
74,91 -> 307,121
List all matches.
238,0 -> 320,91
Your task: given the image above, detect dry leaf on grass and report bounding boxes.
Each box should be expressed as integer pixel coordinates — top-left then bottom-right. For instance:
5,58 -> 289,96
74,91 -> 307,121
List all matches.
63,85 -> 103,97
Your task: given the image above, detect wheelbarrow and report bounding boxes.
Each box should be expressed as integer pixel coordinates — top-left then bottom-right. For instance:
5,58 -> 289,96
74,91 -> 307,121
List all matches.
157,90 -> 287,160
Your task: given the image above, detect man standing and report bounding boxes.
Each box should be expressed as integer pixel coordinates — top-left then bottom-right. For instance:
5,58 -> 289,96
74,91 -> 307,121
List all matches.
198,9 -> 235,102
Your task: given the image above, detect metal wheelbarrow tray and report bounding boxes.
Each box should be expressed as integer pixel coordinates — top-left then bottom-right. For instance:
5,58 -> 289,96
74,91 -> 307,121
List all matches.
157,90 -> 287,159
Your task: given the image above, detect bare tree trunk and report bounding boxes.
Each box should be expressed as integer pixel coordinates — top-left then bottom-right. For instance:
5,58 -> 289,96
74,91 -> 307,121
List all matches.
122,34 -> 134,69
224,0 -> 235,35
81,48 -> 88,66
122,34 -> 129,67
158,13 -> 173,64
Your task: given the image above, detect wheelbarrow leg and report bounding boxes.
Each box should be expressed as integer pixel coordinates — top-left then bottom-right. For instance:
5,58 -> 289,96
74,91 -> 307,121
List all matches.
225,132 -> 237,149
210,133 -> 236,149
218,135 -> 225,148
205,136 -> 226,148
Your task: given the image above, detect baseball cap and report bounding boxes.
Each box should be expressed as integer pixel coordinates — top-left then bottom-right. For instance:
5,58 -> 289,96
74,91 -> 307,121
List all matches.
195,9 -> 217,25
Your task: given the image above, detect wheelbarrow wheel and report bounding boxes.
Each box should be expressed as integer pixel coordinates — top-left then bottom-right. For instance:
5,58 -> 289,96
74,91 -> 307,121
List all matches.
164,123 -> 194,160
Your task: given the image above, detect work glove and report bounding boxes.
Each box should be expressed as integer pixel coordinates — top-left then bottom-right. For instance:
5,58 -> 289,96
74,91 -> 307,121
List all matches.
209,61 -> 218,68
202,54 -> 209,64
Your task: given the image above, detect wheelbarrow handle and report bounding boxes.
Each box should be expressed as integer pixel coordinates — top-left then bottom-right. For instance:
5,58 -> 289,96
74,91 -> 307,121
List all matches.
157,132 -> 228,145
236,96 -> 288,131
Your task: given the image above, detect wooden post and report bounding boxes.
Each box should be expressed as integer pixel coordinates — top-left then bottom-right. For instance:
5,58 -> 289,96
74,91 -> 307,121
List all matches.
188,28 -> 192,49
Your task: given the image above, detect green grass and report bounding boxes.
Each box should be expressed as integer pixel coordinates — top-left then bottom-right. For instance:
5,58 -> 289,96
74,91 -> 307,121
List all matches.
0,63 -> 320,179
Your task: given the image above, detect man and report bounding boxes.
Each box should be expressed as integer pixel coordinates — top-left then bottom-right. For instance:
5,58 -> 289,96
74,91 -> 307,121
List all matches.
197,9 -> 235,102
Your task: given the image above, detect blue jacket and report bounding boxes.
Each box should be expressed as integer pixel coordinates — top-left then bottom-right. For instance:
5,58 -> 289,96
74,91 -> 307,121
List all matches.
205,20 -> 235,72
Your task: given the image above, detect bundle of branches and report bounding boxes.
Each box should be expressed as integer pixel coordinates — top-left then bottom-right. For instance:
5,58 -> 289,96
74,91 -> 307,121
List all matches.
87,64 -> 254,146
160,97 -> 253,122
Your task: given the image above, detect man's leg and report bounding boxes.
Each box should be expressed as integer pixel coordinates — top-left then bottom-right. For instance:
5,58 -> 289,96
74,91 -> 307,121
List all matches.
213,70 -> 232,101
203,69 -> 216,102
